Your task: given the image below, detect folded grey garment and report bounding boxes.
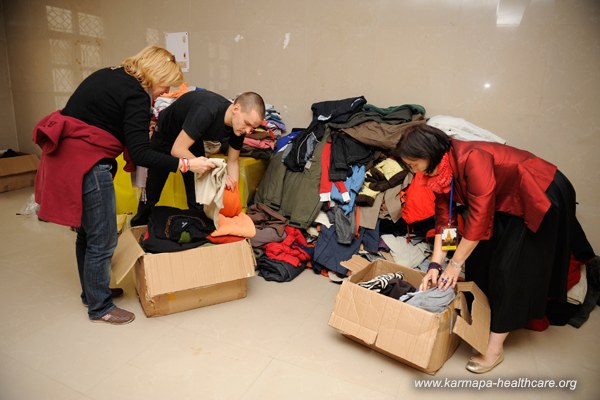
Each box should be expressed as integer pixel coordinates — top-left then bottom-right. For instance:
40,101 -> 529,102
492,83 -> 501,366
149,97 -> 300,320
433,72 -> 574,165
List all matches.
250,228 -> 286,248
358,272 -> 405,292
399,287 -> 456,313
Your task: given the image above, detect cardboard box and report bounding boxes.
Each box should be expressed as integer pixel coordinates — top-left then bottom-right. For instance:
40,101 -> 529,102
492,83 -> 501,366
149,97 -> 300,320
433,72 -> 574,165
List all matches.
328,256 -> 490,374
111,226 -> 256,317
0,153 -> 39,192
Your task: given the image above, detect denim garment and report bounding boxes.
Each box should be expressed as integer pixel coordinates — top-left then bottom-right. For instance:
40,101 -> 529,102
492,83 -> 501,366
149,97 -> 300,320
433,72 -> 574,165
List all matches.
76,162 -> 117,319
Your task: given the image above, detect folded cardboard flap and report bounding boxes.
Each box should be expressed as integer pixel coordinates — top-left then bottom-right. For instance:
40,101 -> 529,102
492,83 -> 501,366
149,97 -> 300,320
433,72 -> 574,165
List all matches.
340,255 -> 371,275
454,281 -> 490,355
455,289 -> 472,325
112,227 -> 145,284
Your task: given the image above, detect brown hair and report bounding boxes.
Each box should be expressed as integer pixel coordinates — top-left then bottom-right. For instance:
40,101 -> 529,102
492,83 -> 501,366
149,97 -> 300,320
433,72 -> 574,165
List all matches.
234,92 -> 266,118
122,46 -> 184,91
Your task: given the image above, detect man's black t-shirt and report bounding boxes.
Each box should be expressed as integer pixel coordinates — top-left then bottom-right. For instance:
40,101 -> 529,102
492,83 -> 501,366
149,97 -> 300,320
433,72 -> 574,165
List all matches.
155,90 -> 244,152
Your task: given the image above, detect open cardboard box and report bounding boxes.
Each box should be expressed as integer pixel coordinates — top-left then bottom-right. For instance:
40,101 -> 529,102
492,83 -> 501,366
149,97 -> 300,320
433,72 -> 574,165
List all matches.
0,152 -> 39,192
328,256 -> 490,374
111,226 -> 256,317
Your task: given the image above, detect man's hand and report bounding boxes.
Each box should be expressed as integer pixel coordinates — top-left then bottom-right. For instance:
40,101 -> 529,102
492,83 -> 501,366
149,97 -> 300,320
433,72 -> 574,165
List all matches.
225,175 -> 238,191
187,157 -> 217,174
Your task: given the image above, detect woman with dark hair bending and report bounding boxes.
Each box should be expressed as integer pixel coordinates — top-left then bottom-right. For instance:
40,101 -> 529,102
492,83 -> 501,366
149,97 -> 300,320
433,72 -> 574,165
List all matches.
391,123 -> 596,373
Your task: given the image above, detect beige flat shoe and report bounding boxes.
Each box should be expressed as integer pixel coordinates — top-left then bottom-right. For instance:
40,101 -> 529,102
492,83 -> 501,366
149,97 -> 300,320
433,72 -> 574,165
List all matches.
466,352 -> 504,374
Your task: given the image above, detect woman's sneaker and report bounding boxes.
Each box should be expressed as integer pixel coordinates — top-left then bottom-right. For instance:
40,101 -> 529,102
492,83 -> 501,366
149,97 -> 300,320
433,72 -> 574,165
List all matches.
91,307 -> 135,325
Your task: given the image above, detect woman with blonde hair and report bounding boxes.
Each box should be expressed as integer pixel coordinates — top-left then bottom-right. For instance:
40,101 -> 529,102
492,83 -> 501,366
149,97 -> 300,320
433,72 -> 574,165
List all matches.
33,46 -> 208,325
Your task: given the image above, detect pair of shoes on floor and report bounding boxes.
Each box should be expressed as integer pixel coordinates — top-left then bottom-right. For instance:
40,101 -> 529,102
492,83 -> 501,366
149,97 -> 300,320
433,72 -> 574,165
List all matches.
91,307 -> 135,325
82,288 -> 124,307
466,352 -> 504,374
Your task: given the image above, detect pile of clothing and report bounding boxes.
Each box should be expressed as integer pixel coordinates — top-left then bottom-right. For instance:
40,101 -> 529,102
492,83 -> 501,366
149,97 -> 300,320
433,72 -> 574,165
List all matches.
247,96 -> 504,286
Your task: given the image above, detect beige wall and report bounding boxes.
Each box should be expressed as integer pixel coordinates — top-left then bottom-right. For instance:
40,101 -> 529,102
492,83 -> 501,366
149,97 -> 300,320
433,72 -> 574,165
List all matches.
1,0 -> 599,249
0,0 -> 17,150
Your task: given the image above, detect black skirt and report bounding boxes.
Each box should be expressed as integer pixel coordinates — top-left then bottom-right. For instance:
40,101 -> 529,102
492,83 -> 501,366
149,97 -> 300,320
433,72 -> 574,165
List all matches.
466,170 -> 594,333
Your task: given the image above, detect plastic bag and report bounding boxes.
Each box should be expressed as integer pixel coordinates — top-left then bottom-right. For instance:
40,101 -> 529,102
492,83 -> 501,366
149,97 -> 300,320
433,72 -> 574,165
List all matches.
17,194 -> 40,216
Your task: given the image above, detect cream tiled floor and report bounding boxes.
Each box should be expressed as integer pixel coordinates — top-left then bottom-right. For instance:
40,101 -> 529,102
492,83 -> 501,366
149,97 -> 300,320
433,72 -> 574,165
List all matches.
0,187 -> 598,400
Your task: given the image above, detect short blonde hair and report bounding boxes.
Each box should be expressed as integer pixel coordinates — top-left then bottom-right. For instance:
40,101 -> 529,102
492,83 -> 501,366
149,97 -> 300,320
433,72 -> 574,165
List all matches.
122,46 -> 184,90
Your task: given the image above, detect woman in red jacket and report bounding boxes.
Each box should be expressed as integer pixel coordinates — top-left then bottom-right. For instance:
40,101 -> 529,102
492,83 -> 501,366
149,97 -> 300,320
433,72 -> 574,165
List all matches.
392,123 -> 595,373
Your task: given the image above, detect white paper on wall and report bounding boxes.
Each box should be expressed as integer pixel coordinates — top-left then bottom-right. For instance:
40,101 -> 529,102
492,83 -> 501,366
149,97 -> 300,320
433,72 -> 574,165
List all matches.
165,32 -> 189,72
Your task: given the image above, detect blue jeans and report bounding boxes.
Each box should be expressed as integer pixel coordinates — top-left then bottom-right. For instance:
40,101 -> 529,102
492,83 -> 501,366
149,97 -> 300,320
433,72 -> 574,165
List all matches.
76,162 -> 117,319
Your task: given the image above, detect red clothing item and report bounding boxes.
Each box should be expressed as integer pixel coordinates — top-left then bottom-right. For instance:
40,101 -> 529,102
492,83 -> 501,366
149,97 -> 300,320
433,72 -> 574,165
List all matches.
264,226 -> 310,267
33,111 -> 124,227
206,235 -> 245,244
401,172 -> 435,224
319,141 -> 350,203
435,140 -> 557,241
567,255 -> 583,291
526,317 -> 550,332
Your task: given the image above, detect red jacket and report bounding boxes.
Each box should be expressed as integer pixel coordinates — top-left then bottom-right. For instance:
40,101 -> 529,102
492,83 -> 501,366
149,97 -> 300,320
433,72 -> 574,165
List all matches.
263,226 -> 310,267
33,111 -> 124,227
435,139 -> 557,241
